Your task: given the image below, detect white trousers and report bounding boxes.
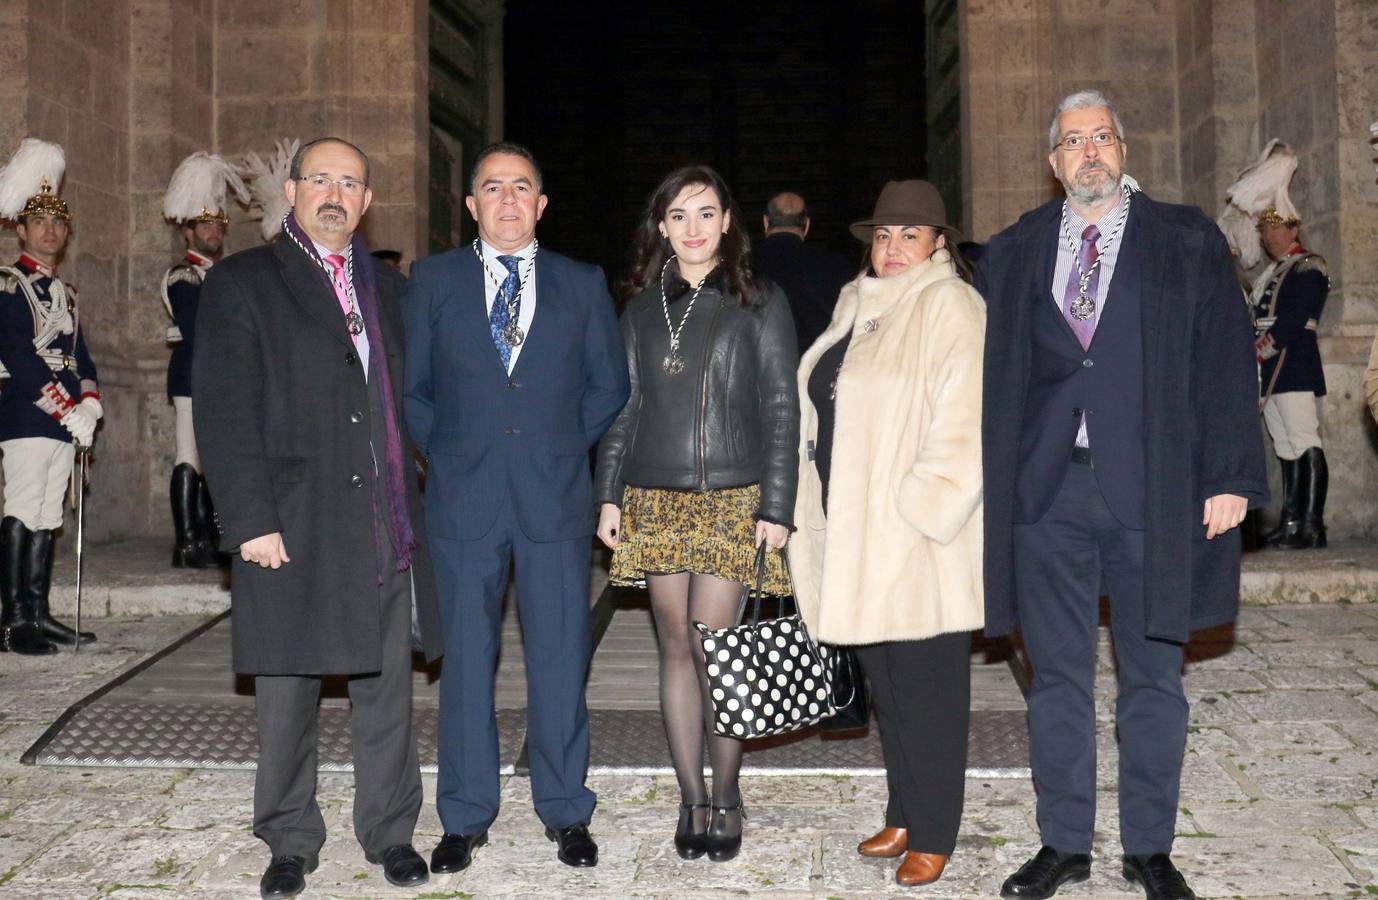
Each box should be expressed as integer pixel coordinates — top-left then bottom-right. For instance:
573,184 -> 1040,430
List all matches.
173,396 -> 200,470
1,437 -> 74,530
1262,391 -> 1323,460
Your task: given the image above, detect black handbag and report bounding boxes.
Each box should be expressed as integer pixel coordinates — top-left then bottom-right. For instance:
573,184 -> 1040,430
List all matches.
818,646 -> 870,732
694,546 -> 837,739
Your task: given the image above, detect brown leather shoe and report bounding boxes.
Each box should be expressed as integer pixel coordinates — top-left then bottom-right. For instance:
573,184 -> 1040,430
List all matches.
857,826 -> 908,858
896,851 -> 948,886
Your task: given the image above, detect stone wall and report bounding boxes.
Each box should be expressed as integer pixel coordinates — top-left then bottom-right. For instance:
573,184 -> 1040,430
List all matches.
0,0 -> 441,547
961,0 -> 1378,539
961,0 -> 1182,240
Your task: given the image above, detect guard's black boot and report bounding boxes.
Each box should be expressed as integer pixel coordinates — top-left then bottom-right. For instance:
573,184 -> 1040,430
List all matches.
0,517 -> 56,655
171,464 -> 221,568
1278,447 -> 1327,549
28,527 -> 95,646
1261,457 -> 1300,547
194,469 -> 230,566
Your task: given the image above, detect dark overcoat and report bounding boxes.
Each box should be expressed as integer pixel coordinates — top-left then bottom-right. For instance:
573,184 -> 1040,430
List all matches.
979,193 -> 1268,643
193,239 -> 443,674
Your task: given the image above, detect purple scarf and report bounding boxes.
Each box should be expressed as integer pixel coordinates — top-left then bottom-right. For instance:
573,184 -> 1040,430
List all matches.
283,211 -> 417,574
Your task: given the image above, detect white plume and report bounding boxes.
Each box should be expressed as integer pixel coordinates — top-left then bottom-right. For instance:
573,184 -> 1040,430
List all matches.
0,138 -> 65,220
163,152 -> 249,222
1217,139 -> 1298,269
238,138 -> 299,241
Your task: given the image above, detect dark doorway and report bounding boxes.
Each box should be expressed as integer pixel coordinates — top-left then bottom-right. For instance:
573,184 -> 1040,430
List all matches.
503,1 -> 930,285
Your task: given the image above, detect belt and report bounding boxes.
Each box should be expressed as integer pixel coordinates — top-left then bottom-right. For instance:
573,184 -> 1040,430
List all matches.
1070,446 -> 1093,466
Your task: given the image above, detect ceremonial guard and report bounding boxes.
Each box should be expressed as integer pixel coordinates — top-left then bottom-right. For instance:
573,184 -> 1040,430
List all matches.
161,152 -> 247,567
0,139 -> 99,654
1220,141 -> 1330,549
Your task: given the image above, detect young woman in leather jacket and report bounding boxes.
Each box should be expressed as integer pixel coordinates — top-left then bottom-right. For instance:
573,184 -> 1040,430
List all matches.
593,165 -> 799,863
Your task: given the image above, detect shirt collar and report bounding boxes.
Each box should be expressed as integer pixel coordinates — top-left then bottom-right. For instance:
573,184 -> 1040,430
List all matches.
479,239 -> 536,268
312,240 -> 352,263
1065,191 -> 1124,243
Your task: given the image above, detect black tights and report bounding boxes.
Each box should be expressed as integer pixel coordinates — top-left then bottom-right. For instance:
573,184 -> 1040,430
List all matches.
647,571 -> 745,834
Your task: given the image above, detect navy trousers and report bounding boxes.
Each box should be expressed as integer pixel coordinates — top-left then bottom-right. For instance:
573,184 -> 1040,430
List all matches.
1012,461 -> 1188,856
431,500 -> 597,834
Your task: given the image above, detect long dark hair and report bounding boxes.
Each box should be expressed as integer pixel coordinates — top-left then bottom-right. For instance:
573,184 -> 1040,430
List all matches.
620,165 -> 757,304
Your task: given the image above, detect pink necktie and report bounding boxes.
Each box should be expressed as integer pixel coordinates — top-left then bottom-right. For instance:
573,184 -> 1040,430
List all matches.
1061,225 -> 1100,351
323,254 -> 359,347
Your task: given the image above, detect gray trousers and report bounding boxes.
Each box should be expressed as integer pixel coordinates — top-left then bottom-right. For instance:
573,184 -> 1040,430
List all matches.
252,546 -> 420,858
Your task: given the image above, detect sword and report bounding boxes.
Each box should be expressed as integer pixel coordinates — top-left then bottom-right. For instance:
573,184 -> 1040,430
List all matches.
71,444 -> 90,653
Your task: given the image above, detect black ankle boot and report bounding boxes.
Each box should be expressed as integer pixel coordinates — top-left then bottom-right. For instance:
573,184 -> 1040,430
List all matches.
28,527 -> 95,646
674,802 -> 709,860
1278,447 -> 1327,550
0,517 -> 56,655
1261,456 -> 1300,547
171,464 -> 222,568
194,469 -> 230,566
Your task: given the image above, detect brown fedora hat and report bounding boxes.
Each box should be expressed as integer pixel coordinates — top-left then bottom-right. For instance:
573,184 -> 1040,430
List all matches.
849,180 -> 950,242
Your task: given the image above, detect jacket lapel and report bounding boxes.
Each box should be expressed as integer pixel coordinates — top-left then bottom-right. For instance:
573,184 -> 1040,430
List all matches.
273,239 -> 354,350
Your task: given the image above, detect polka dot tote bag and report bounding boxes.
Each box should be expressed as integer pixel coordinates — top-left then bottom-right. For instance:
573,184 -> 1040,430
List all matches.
693,546 -> 837,739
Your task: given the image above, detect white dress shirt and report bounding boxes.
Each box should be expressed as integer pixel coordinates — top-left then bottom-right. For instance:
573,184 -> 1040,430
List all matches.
477,239 -> 538,374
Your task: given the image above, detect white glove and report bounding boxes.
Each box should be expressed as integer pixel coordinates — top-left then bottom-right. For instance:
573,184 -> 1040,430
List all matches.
61,400 -> 99,447
78,395 -> 103,421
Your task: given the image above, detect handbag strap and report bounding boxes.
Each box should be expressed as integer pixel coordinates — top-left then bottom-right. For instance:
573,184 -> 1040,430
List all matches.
735,543 -> 770,625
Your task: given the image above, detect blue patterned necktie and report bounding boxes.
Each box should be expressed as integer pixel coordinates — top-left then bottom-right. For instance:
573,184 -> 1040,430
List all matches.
489,254 -> 522,369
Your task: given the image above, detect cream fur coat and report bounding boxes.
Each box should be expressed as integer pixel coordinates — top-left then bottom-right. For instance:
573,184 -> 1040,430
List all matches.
790,249 -> 985,645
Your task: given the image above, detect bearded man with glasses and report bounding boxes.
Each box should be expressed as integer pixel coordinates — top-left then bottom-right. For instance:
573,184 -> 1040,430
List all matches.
977,90 -> 1267,900
194,136 -> 443,899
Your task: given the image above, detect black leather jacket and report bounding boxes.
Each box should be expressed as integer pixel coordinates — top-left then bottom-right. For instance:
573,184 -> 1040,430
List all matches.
594,268 -> 800,527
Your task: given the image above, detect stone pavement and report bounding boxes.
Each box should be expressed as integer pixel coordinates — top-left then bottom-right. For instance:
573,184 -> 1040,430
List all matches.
2,604 -> 1377,898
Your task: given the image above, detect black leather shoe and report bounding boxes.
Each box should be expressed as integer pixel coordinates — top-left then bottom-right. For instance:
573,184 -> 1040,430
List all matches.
365,843 -> 428,887
259,854 -> 317,899
430,831 -> 487,873
1123,853 -> 1196,900
1000,846 -> 1091,899
674,801 -> 709,860
545,823 -> 598,867
705,802 -> 746,863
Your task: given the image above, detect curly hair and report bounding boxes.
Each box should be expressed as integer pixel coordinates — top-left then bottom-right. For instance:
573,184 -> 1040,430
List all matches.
619,165 -> 757,304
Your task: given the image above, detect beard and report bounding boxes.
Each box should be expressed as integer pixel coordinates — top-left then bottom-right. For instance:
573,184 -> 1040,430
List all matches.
191,234 -> 223,257
314,202 -> 348,232
1061,161 -> 1122,207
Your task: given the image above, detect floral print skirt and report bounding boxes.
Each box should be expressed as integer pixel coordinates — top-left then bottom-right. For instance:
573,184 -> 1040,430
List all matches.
608,483 -> 792,595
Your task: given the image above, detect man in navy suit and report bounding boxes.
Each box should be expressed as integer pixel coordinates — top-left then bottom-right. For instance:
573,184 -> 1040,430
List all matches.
979,91 -> 1266,900
402,142 -> 629,873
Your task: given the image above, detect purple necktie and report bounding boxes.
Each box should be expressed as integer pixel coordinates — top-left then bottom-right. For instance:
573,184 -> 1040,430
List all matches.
1062,224 -> 1100,350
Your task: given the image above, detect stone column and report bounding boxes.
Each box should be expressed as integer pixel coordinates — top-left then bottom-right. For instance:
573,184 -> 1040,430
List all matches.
961,0 -> 1183,241
215,0 -> 430,261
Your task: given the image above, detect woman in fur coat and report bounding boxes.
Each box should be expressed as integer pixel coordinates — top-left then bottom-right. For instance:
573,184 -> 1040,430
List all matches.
791,180 -> 985,888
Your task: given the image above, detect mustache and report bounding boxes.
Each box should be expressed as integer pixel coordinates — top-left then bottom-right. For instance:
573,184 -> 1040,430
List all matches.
316,202 -> 347,217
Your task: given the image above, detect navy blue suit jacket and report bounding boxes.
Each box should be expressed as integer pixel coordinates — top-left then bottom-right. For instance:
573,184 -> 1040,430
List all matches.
402,246 -> 629,543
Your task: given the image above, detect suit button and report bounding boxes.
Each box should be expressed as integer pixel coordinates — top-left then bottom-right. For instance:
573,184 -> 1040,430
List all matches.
504,427 -> 518,435
350,474 -> 364,488
1082,358 -> 1094,368
1072,407 -> 1083,416
349,411 -> 363,423
345,352 -> 358,366
507,380 -> 519,389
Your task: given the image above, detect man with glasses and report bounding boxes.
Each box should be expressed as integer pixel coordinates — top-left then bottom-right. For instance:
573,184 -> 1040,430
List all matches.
978,90 -> 1266,900
195,137 -> 443,899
